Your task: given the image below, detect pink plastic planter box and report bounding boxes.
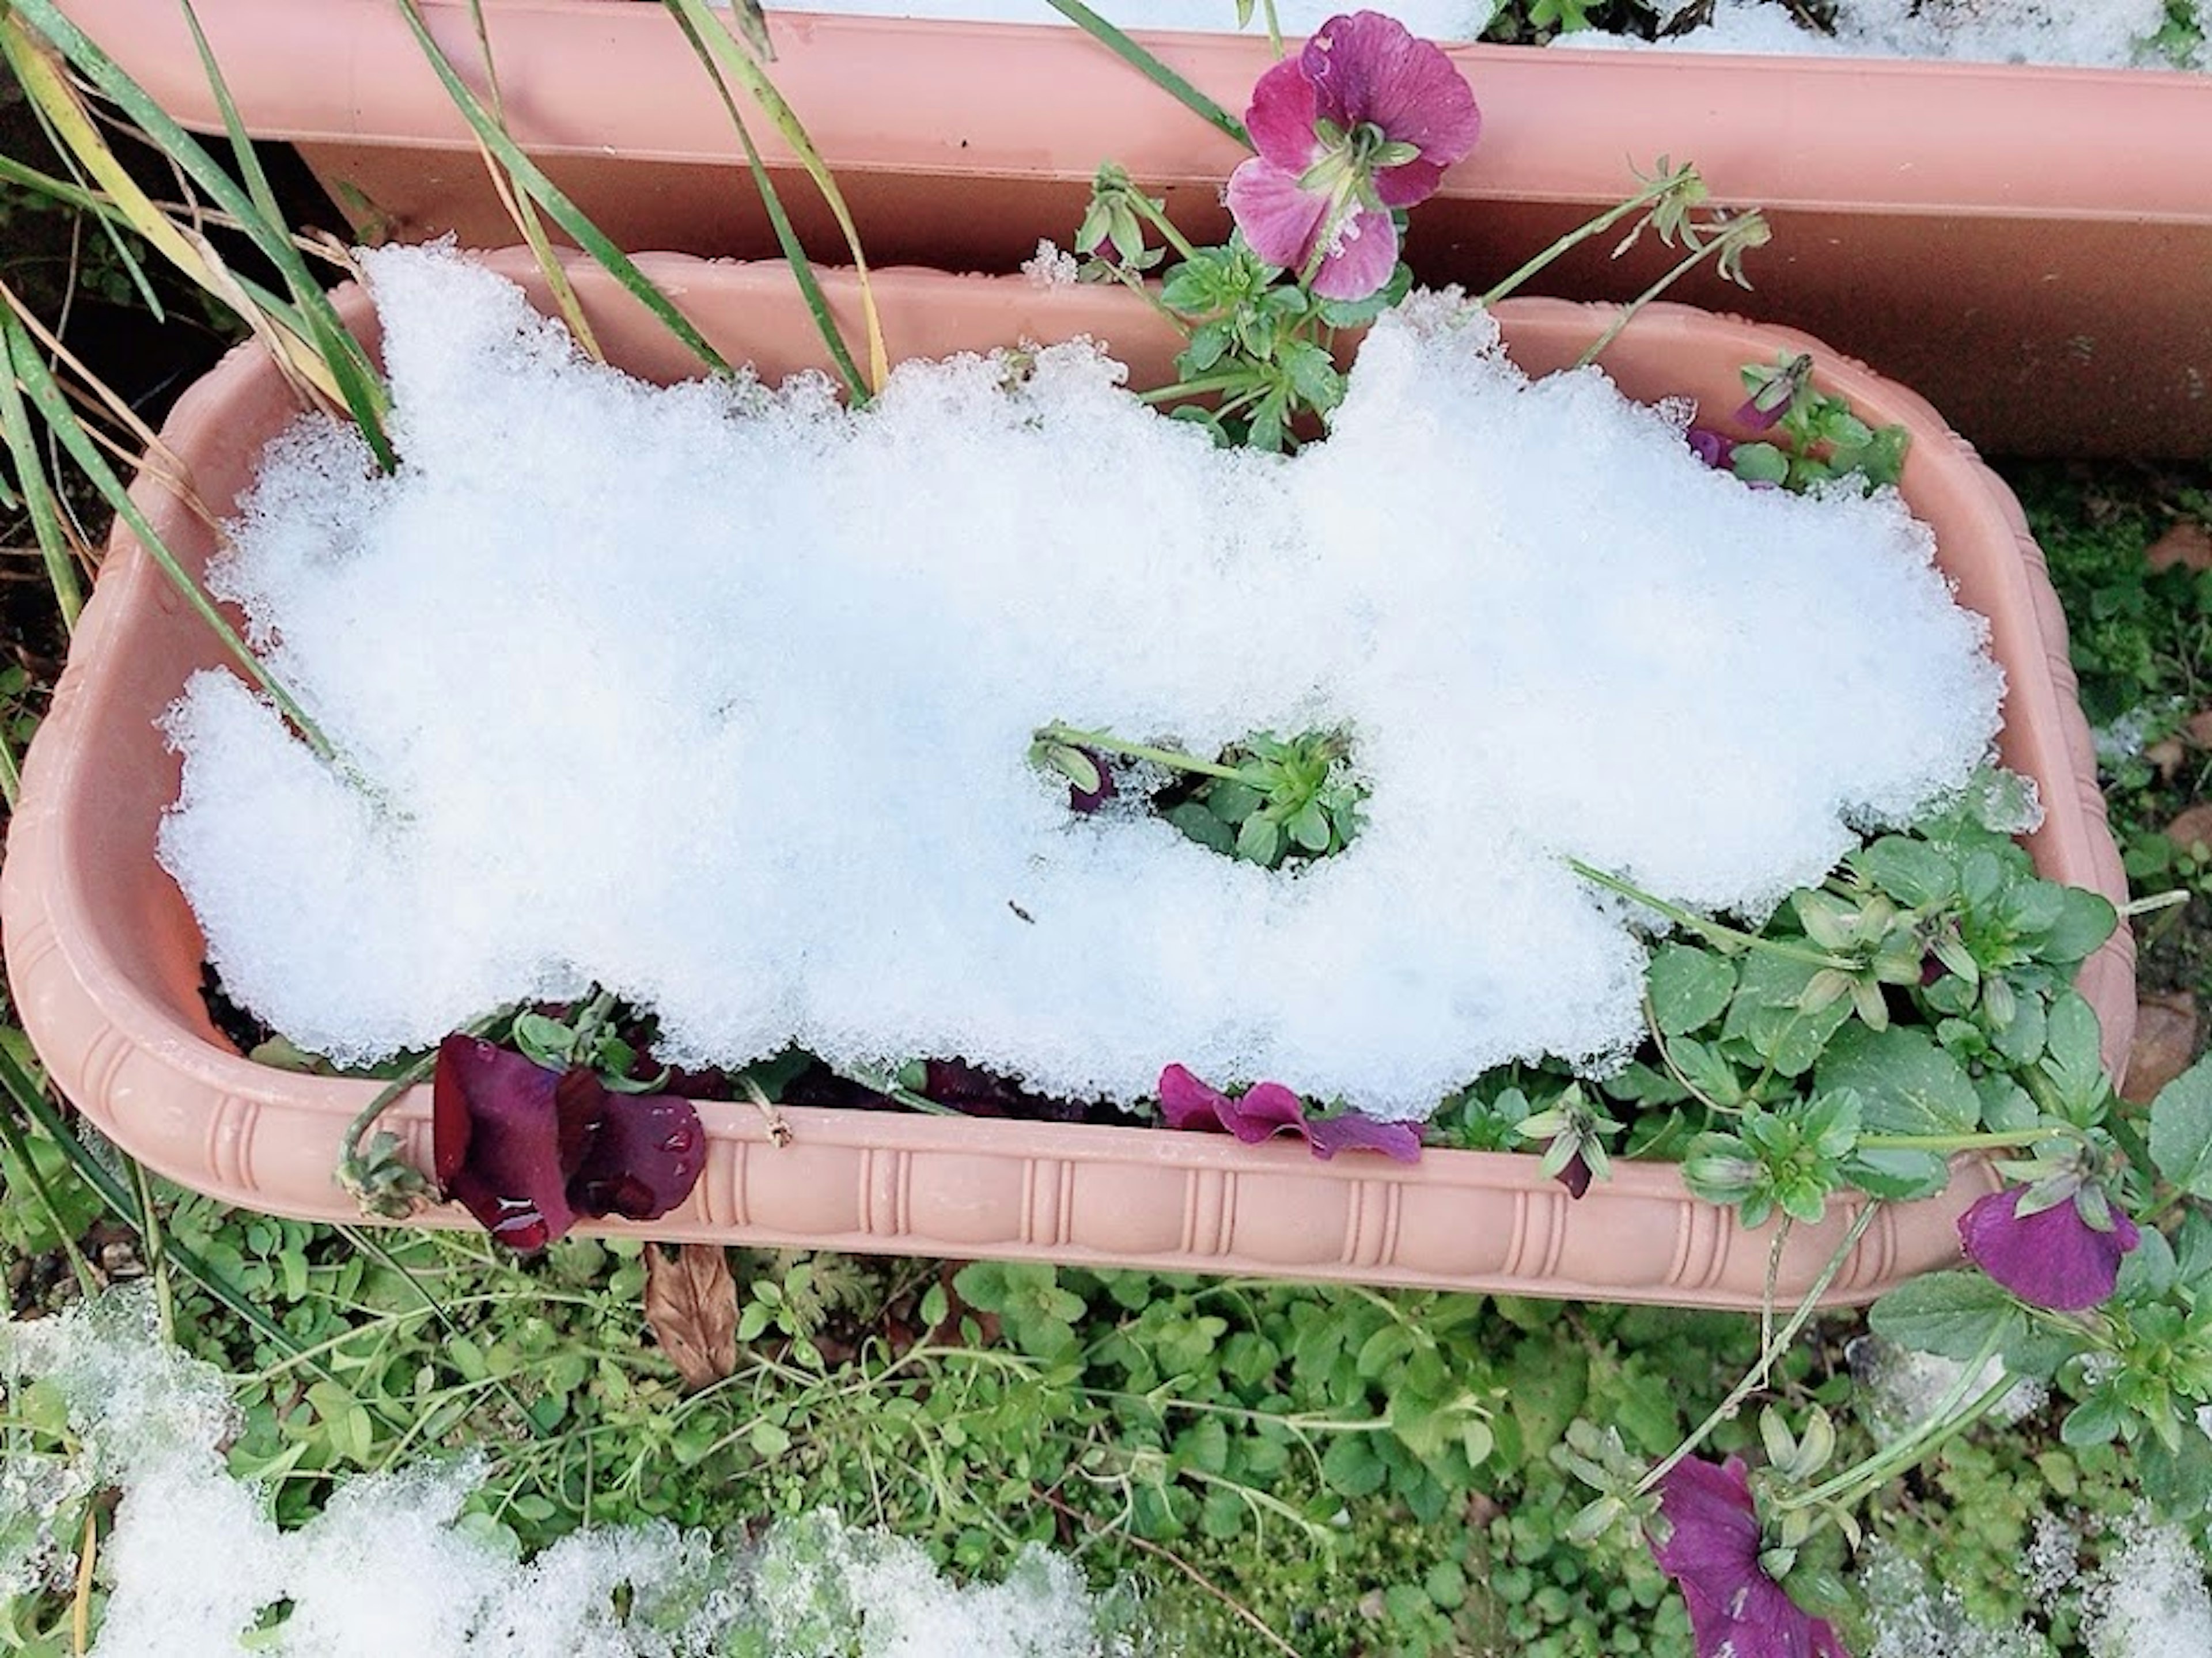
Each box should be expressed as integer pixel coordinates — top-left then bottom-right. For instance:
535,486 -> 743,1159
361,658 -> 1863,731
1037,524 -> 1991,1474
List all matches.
0,253 -> 2135,1307
47,0 -> 2212,457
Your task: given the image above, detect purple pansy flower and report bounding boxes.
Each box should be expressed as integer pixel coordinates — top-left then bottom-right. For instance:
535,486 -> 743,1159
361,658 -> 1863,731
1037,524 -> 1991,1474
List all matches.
433,1034 -> 706,1251
1686,428 -> 1735,471
1652,1457 -> 1849,1658
1224,12 -> 1480,302
1957,1185 -> 2141,1312
1158,1064 -> 1422,1162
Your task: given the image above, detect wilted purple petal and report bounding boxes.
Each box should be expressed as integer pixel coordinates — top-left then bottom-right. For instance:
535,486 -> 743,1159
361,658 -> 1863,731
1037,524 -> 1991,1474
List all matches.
1555,1149 -> 1593,1198
1958,1186 -> 2140,1311
1159,1065 -> 1419,1162
1652,1458 -> 1849,1658
432,1034 -> 579,1251
1686,428 -> 1734,471
1306,1111 -> 1423,1163
570,1086 -> 705,1223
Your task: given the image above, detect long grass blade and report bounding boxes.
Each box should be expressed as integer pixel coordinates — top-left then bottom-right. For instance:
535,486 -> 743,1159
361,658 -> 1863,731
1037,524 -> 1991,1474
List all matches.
2,0 -> 395,467
658,0 -> 870,399
0,343 -> 86,631
463,0 -> 604,363
1044,0 -> 1251,149
16,90 -> 169,323
391,0 -> 732,377
0,301 -> 332,762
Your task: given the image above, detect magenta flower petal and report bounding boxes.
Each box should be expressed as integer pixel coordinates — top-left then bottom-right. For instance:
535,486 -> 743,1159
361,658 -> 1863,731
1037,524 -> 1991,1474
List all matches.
570,1087 -> 705,1223
1225,155 -> 1336,273
1307,206 -> 1400,301
1298,13 -> 1480,199
1653,1458 -> 1850,1658
1958,1186 -> 2141,1311
1158,1065 -> 1421,1162
1305,1112 -> 1423,1163
1244,51 -> 1324,170
432,1034 -> 582,1250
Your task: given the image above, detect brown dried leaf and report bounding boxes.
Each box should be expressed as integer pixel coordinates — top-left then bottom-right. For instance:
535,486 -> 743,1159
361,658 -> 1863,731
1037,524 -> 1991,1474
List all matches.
2123,992 -> 2202,1106
645,1244 -> 738,1392
2147,519 -> 2212,575
2187,708 -> 2212,750
2166,802 -> 2212,853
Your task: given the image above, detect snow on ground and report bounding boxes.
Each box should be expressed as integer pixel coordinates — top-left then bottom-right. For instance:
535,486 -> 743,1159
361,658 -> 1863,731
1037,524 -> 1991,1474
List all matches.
1560,0 -> 2181,69
758,1 -> 1498,39
158,246 -> 2002,1116
0,1290 -> 1135,1658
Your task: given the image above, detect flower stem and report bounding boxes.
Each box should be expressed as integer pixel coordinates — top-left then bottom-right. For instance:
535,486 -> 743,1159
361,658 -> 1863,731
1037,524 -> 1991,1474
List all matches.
1477,169 -> 1690,309
1573,214 -> 1768,371
1633,1200 -> 1881,1498
1566,859 -> 1857,972
1037,722 -> 1256,784
1124,187 -> 1201,263
1777,1329 -> 2012,1512
1857,1128 -> 2077,1154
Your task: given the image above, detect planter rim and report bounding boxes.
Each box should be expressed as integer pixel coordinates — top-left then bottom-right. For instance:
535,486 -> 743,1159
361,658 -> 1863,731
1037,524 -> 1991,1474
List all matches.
0,251 -> 2134,1307
49,0 -> 2212,222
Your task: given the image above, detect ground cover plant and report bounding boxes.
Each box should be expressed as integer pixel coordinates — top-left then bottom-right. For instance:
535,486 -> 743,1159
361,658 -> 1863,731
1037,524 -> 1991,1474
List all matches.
4,2 -> 2212,1654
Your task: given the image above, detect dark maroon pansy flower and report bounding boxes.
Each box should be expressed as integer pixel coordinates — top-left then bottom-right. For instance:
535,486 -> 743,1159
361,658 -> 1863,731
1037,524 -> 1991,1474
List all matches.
1957,1184 -> 2141,1312
1652,1457 -> 1849,1658
433,1034 -> 705,1251
1224,11 -> 1480,302
1066,747 -> 1118,815
1158,1064 -> 1421,1162
1556,1149 -> 1594,1200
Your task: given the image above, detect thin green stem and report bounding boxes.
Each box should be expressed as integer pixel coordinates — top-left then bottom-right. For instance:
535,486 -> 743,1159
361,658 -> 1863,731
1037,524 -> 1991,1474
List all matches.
1567,859 -> 1857,971
1037,722 -> 1255,783
1634,1201 -> 1881,1498
1478,172 -> 1688,309
1573,220 -> 1766,371
1779,1331 -> 2011,1512
1123,188 -> 1201,262
1858,1128 -> 2076,1154
1045,0 -> 1251,149
837,1063 -> 963,1118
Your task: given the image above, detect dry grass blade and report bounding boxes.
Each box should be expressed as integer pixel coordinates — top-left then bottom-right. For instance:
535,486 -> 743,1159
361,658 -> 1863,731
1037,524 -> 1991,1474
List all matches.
645,1243 -> 740,1391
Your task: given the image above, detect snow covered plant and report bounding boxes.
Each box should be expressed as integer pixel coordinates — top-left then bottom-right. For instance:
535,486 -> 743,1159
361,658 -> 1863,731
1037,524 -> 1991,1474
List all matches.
145,13 -> 2099,1238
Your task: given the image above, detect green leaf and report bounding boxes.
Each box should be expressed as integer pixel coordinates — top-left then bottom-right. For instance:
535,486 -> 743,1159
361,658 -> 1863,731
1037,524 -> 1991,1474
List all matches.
2152,1056 -> 2212,1198
1649,944 -> 1736,1037
1289,799 -> 1332,853
1818,1025 -> 1979,1138
2039,887 -> 2118,962
1868,1271 -> 2022,1364
1852,836 -> 1956,908
1165,800 -> 1236,856
1724,954 -> 1854,1076
2139,1424 -> 2212,1522
1235,812 -> 1283,866
1730,442 -> 1789,485
1321,1433 -> 1388,1498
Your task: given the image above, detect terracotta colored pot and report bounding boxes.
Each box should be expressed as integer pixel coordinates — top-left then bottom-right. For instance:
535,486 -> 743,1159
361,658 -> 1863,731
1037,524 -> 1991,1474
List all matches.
47,0 -> 2212,458
0,252 -> 2134,1307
